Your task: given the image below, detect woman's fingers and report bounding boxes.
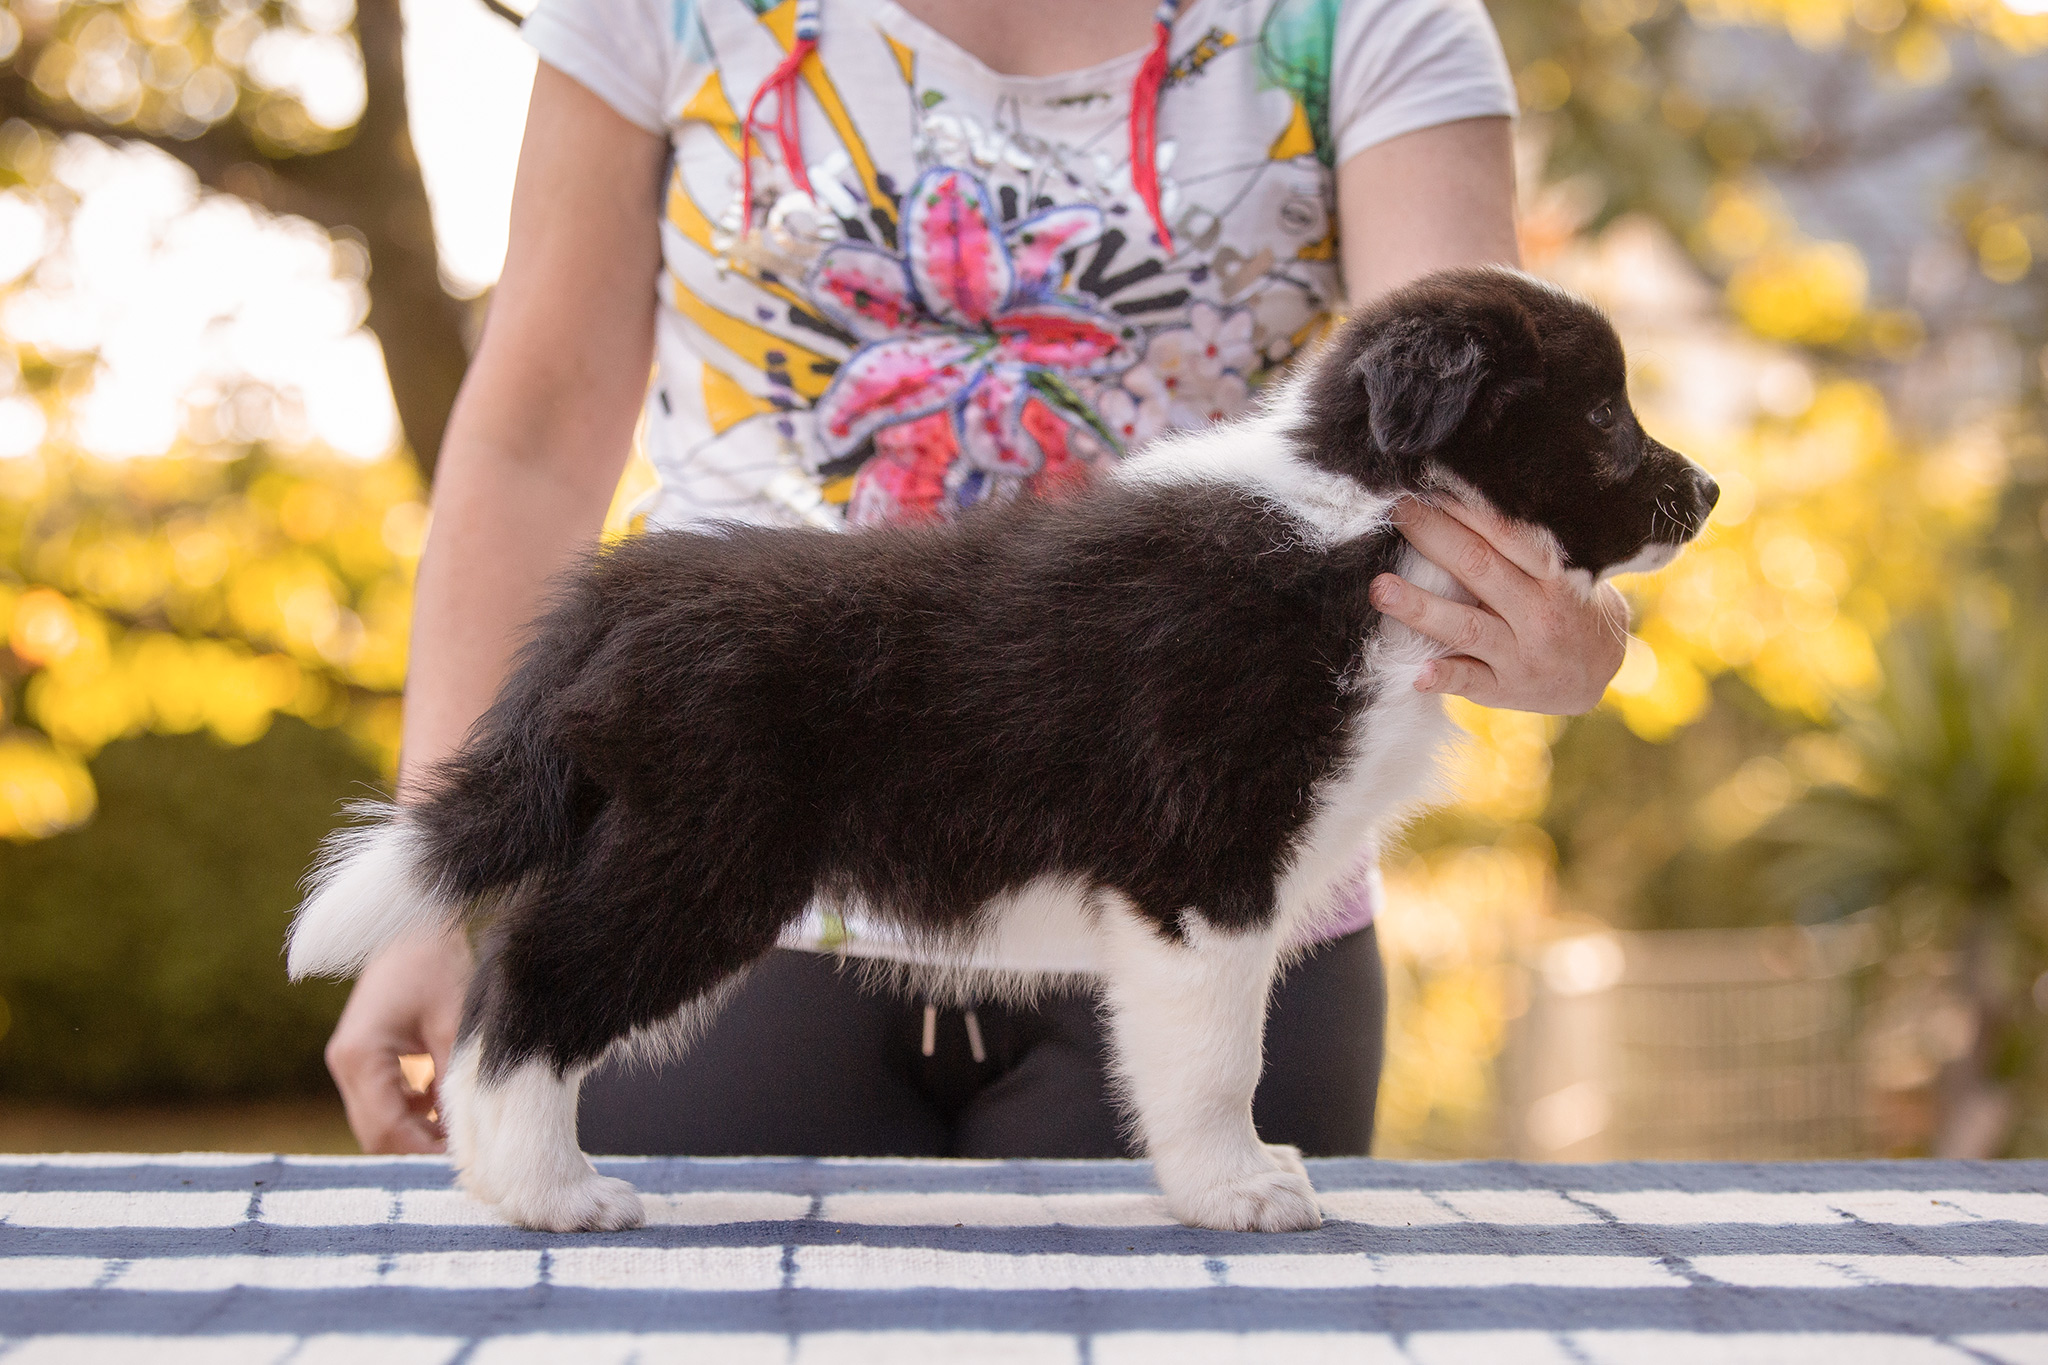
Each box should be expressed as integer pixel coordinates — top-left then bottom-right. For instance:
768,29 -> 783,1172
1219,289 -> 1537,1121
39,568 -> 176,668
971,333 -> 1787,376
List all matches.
424,1000 -> 458,1103
324,928 -> 472,1155
1390,498 -> 1542,616
1415,652 -> 1501,702
327,1033 -> 446,1155
1371,571 -> 1511,661
1429,494 -> 1571,582
1381,495 -> 1632,714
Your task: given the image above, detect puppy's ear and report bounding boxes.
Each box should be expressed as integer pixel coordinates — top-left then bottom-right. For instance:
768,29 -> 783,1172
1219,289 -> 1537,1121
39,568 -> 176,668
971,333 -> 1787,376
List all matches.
1353,301 -> 1543,458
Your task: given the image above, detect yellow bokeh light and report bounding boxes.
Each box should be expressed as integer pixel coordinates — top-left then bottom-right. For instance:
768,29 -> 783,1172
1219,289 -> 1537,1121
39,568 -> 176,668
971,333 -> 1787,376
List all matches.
10,587 -> 84,665
1377,835 -> 1556,1154
4,439 -> 426,788
0,733 -> 97,841
1445,696 -> 1562,823
1977,220 -> 2034,283
1727,241 -> 1868,345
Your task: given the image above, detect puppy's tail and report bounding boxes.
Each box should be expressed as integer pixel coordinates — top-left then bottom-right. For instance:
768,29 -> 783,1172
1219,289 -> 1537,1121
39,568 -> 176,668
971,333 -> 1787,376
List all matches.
287,804 -> 453,980
288,714 -> 588,981
289,592 -> 604,981
288,734 -> 592,980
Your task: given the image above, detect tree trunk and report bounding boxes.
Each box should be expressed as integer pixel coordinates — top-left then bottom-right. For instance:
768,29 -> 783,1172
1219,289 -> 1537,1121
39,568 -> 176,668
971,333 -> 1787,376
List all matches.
282,0 -> 470,480
0,0 -> 476,479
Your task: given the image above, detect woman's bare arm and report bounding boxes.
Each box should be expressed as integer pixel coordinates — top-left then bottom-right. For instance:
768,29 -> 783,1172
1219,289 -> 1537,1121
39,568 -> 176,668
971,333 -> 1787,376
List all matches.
1338,116 -> 1629,715
1338,114 -> 1520,303
324,63 -> 668,1154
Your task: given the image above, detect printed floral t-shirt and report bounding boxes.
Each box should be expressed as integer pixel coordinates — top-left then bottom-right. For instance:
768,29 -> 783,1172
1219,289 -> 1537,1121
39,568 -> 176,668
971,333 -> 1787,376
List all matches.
521,0 -> 1514,965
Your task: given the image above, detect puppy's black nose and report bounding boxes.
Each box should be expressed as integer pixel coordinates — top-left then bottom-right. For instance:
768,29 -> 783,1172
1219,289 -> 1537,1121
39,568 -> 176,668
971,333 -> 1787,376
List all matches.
1692,467 -> 1720,517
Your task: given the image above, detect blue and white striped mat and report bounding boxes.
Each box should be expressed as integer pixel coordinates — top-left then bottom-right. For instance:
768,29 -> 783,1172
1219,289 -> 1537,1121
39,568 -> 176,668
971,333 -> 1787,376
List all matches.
3,1154 -> 2047,1363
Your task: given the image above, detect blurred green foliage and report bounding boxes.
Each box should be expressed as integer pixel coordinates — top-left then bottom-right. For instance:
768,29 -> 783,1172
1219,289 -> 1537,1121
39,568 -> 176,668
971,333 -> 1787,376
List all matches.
1752,598 -> 2048,1152
0,717 -> 363,1098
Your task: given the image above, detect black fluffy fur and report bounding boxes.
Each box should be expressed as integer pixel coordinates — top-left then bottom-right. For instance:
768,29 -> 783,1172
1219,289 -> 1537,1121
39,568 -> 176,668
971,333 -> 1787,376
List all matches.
344,267 -> 1716,1084
428,490 -> 1405,1074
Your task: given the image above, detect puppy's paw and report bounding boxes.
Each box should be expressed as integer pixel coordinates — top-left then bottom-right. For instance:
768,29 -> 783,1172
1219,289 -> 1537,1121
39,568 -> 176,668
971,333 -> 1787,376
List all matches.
494,1173 -> 646,1233
454,1164 -> 501,1206
1167,1166 -> 1322,1234
1263,1143 -> 1309,1181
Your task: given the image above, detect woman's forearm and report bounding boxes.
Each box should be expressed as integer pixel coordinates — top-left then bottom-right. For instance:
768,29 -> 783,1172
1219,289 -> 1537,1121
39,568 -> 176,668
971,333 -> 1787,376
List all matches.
396,423 -> 629,795
395,62 -> 667,792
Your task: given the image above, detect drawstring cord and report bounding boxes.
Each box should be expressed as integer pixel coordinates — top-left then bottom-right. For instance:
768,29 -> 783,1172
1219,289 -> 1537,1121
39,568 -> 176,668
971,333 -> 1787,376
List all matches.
735,0 -> 1180,252
919,1001 -> 989,1064
739,0 -> 820,229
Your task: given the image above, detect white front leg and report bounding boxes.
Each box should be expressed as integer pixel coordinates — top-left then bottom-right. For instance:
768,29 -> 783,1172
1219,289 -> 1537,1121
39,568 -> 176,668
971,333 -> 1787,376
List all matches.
1096,904 -> 1322,1233
440,1039 -> 645,1233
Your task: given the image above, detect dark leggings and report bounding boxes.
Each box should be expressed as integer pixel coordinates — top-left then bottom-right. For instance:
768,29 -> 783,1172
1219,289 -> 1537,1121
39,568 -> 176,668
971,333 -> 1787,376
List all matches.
578,924 -> 1385,1158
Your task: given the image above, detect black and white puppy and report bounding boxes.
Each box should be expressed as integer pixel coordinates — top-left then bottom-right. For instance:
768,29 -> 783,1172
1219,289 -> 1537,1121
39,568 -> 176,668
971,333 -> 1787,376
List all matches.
289,266 -> 1716,1235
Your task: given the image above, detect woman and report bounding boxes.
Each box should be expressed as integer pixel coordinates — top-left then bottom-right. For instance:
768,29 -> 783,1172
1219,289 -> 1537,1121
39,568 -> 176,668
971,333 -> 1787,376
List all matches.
325,0 -> 1627,1158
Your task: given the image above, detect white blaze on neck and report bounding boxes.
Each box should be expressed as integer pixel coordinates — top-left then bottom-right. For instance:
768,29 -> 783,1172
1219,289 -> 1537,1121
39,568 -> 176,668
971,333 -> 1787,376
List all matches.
1110,384 -> 1394,546
1600,540 -> 1681,579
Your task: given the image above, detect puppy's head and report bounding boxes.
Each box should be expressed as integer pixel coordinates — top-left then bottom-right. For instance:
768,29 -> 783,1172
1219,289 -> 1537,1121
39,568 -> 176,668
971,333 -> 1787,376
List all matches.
1294,266 -> 1718,579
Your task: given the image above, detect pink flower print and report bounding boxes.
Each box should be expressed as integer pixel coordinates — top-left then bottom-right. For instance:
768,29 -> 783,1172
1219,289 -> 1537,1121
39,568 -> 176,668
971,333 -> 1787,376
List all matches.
942,393 -> 1112,512
1005,206 -> 1106,301
848,411 -> 957,526
808,168 -> 1132,525
811,247 -> 923,340
909,170 -> 1014,328
996,302 -> 1133,371
1021,396 -> 1108,497
958,367 -> 1040,476
813,334 -> 990,457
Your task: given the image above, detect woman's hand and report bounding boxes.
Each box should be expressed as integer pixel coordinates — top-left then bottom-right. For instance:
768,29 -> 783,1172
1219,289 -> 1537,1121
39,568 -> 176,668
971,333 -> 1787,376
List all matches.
1370,495 -> 1630,714
325,928 -> 472,1154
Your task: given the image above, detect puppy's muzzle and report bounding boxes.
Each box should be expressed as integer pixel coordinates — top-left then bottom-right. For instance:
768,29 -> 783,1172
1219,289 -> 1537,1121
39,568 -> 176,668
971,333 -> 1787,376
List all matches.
1683,465 -> 1720,532
1649,437 -> 1719,540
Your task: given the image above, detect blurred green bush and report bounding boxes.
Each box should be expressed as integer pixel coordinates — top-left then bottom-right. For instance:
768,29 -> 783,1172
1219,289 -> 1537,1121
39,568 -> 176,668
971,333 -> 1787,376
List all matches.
0,718 -> 365,1100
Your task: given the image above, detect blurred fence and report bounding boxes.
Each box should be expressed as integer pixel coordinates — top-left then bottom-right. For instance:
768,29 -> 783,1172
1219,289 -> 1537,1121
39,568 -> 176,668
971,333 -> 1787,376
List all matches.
1503,926 -> 1876,1159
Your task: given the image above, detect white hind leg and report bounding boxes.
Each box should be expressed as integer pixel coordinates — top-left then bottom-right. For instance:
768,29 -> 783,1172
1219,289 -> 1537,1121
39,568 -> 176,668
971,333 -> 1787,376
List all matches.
1096,902 -> 1321,1234
440,1038 -> 643,1233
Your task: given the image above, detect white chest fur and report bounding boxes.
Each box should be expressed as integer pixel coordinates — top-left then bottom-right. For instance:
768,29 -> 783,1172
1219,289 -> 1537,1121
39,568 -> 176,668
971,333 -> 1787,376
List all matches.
1272,637 -> 1457,945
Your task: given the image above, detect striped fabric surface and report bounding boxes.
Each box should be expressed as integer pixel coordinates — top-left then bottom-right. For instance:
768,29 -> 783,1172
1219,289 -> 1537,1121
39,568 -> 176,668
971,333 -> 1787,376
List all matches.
3,1154 -> 2047,1363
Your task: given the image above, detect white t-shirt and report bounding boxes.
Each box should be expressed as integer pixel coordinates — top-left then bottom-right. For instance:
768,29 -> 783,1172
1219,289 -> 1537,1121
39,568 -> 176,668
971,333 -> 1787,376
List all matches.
521,0 -> 1510,965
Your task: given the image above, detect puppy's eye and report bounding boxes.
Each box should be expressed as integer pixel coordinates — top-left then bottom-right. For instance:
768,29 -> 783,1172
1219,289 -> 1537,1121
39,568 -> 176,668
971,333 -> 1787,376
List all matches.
1589,402 -> 1615,431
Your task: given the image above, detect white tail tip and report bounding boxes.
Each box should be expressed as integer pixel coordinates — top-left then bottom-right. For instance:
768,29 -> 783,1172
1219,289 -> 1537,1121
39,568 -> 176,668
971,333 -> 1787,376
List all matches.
288,808 -> 446,979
